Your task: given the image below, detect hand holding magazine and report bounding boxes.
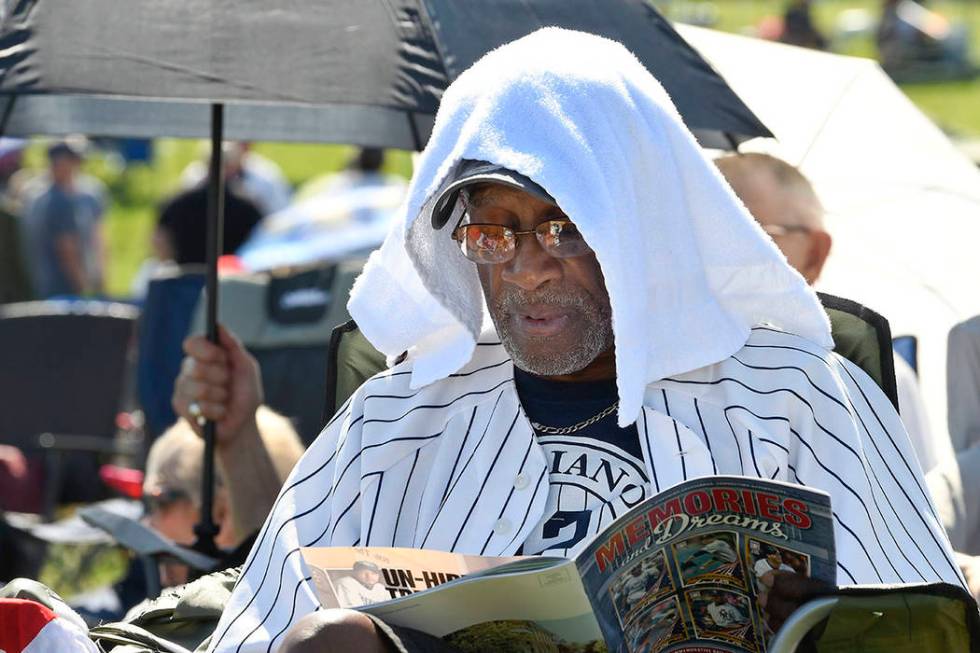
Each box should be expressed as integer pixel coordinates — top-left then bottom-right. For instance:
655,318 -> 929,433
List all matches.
302,476 -> 835,653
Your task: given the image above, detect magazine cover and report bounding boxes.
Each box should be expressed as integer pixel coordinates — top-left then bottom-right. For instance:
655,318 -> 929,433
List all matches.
576,476 -> 835,653
302,476 -> 835,653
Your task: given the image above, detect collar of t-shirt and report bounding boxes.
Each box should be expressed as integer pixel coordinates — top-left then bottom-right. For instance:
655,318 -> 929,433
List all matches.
513,366 -> 642,460
513,366 -> 649,556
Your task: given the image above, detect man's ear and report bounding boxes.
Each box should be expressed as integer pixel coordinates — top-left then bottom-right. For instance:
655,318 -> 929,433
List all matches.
803,230 -> 832,285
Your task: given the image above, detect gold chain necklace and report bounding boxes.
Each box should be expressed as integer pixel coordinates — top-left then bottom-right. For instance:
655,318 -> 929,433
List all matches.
530,400 -> 619,435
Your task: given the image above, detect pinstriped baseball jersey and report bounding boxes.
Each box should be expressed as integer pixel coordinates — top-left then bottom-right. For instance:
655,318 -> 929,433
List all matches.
209,328 -> 963,653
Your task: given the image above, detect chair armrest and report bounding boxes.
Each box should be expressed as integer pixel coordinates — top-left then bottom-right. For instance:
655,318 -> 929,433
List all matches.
35,432 -> 141,456
769,596 -> 839,653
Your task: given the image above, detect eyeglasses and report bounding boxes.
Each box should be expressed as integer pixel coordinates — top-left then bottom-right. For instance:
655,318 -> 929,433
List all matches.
143,487 -> 191,513
451,219 -> 592,264
760,224 -> 811,237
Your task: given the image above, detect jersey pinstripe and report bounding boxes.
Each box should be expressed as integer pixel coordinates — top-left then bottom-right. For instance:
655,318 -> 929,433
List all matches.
209,328 -> 962,653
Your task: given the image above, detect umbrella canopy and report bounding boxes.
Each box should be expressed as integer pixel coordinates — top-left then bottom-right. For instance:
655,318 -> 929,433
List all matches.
680,24 -> 980,447
0,0 -> 770,148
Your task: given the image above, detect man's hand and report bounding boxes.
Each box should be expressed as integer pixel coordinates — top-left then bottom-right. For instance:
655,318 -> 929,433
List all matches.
758,571 -> 834,633
172,325 -> 263,445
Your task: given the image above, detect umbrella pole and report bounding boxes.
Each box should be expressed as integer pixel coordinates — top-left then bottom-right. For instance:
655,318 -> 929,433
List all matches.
193,102 -> 225,560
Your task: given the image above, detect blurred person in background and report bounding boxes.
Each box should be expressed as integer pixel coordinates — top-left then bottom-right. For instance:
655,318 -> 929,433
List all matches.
781,0 -> 828,50
181,141 -> 292,216
21,138 -> 106,298
714,152 -> 946,474
154,171 -> 264,266
877,0 -> 970,76
926,319 -> 980,563
296,147 -> 393,199
143,406 -> 304,587
947,317 -> 980,454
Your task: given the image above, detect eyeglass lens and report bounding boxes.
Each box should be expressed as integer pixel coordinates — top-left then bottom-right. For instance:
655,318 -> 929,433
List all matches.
453,220 -> 591,264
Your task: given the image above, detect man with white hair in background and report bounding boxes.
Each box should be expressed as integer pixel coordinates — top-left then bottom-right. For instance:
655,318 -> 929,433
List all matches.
714,151 -> 980,599
143,407 -> 305,587
714,152 -> 945,475
173,29 -> 962,653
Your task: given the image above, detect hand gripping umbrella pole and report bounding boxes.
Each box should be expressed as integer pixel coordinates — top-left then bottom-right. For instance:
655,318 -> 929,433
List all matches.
193,103 -> 224,560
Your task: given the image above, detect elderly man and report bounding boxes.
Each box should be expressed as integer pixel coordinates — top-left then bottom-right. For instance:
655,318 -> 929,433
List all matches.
713,153 -> 830,286
175,29 -> 960,653
715,152 -> 946,474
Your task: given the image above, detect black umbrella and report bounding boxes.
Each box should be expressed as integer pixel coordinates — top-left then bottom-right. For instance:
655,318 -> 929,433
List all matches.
0,0 -> 771,558
0,0 -> 769,148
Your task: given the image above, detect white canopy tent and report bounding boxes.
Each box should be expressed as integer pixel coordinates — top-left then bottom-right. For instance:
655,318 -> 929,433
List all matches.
679,24 -> 980,452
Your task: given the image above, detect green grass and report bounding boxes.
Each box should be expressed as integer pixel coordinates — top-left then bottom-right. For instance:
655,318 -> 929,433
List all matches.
659,0 -> 980,135
901,78 -> 980,136
39,542 -> 129,600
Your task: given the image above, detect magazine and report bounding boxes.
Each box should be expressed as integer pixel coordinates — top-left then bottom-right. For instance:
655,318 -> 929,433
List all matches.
302,475 -> 835,653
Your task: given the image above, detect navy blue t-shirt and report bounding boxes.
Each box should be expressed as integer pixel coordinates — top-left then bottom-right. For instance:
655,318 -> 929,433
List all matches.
514,367 -> 650,556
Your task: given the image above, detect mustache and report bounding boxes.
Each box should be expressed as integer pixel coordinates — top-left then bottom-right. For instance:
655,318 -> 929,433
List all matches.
493,285 -> 593,314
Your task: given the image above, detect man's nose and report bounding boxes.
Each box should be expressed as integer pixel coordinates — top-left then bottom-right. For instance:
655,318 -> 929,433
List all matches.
500,234 -> 561,290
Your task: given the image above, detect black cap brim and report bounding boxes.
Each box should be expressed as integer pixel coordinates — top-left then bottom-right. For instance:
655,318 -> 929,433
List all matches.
430,160 -> 555,229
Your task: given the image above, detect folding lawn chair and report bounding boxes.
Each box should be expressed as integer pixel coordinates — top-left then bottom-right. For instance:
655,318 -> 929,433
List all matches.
137,265 -> 207,441
816,292 -> 899,412
770,582 -> 980,653
0,300 -> 140,518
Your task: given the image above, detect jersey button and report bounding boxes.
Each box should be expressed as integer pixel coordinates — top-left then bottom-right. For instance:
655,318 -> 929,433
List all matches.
514,472 -> 530,490
494,518 -> 511,535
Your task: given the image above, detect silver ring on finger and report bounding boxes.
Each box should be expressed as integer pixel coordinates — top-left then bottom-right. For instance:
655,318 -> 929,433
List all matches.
188,401 -> 207,427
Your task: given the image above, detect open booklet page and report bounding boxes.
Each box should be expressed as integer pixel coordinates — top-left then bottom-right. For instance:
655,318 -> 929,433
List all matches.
302,476 -> 834,653
300,547 -> 604,650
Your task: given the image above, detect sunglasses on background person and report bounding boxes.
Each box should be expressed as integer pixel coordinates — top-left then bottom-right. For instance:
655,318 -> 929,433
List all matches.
452,218 -> 592,264
143,487 -> 191,514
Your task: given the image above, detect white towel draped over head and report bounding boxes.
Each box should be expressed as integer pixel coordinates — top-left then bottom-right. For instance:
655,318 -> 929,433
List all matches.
348,27 -> 832,427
